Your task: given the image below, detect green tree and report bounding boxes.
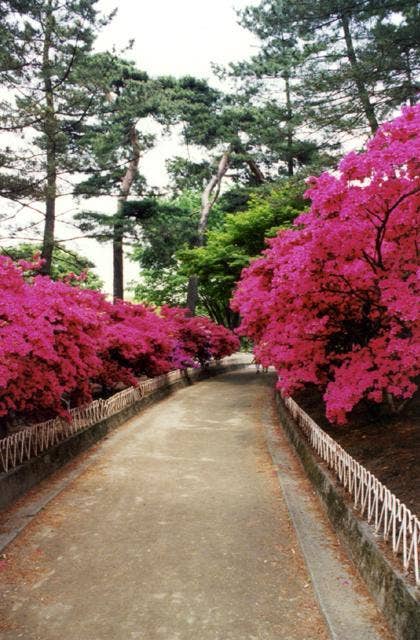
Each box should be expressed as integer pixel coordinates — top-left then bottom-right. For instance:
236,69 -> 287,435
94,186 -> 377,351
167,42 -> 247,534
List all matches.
133,269 -> 189,308
74,54 -> 163,300
165,79 -> 278,314
0,0 -> 110,274
179,179 -> 306,327
0,1 -> 28,75
0,242 -> 103,289
221,1 -> 331,177
368,3 -> 419,108
76,75 -> 261,305
129,191 -> 223,309
236,0 -> 419,141
74,70 -> 227,301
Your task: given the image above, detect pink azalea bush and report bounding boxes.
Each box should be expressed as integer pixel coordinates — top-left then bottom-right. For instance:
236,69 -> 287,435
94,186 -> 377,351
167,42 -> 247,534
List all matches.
161,306 -> 240,367
232,105 -> 419,424
0,260 -> 104,423
0,258 -> 238,428
97,299 -> 176,388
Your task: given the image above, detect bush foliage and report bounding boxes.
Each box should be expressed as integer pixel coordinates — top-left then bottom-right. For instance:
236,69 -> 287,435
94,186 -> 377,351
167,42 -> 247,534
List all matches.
232,106 -> 419,424
0,257 -> 239,426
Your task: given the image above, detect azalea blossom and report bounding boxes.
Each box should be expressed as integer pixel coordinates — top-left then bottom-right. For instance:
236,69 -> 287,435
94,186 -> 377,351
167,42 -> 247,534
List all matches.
232,105 -> 419,424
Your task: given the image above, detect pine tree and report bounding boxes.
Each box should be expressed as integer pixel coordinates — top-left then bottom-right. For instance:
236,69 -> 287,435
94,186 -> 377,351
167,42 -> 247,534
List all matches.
226,0 -> 327,176
236,0 -> 419,141
368,1 -> 419,108
165,79 -> 279,313
74,56 -> 178,300
0,0 -> 110,274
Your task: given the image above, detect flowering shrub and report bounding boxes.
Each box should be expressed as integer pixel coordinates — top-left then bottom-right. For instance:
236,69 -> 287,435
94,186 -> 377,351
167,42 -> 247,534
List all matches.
161,306 -> 240,367
0,259 -> 238,427
232,105 -> 420,424
0,259 -> 104,423
97,300 -> 176,389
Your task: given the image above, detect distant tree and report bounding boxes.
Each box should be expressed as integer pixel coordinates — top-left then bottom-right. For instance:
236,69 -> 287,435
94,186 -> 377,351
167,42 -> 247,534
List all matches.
220,1 -> 333,176
133,269 -> 189,308
74,69 -> 226,301
129,191 -> 223,311
368,2 -> 419,108
165,78 -> 277,314
179,180 -> 305,327
0,242 -> 103,289
74,54 -> 163,300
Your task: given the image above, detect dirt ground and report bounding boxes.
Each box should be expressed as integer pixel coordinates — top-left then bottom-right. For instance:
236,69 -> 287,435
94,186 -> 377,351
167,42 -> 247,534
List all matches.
293,388 -> 419,516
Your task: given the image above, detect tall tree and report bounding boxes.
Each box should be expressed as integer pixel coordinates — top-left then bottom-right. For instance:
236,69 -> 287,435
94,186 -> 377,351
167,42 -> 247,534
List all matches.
185,151 -> 231,313
368,2 -> 419,108
166,79 -> 276,314
0,0 -> 110,274
74,55 -> 164,300
77,75 -> 257,303
179,179 -> 305,327
236,0 -> 419,141
129,191 -> 222,309
223,1 -> 326,176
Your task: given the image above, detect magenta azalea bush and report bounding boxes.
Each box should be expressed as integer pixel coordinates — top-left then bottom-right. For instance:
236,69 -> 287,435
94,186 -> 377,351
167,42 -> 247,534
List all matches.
161,306 -> 240,367
232,105 -> 419,424
0,259 -> 239,426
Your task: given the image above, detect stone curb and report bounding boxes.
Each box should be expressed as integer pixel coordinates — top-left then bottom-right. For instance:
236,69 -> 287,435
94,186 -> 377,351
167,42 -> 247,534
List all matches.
275,393 -> 420,640
0,360 -> 248,514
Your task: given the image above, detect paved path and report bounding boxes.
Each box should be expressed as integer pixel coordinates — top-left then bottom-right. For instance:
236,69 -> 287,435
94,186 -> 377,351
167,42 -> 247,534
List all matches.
0,369 -> 390,640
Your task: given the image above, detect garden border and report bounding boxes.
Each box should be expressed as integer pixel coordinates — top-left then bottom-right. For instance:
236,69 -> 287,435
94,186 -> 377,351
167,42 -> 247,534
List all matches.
0,356 -> 249,512
276,392 -> 419,640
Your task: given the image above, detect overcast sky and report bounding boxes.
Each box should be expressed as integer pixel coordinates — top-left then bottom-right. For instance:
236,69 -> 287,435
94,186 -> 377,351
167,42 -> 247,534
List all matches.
66,0 -> 259,295
96,0 -> 258,78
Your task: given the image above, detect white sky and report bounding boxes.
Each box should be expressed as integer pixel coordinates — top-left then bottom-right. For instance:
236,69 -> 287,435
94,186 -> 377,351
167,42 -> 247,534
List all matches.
97,0 -> 258,78
68,0 -> 259,294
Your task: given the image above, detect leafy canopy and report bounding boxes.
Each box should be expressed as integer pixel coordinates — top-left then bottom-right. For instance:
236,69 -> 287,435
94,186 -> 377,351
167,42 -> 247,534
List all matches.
179,180 -> 306,326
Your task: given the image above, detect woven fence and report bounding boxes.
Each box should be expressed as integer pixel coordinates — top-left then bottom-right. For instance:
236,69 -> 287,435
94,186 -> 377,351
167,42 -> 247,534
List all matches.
0,368 -> 190,475
0,356 -> 253,477
283,394 -> 420,585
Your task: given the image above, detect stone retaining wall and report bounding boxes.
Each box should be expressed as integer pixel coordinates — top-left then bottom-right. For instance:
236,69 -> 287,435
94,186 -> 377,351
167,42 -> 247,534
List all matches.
276,393 -> 419,640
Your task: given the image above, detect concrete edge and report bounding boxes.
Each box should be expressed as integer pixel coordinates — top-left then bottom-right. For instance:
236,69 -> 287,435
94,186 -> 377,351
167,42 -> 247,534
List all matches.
0,360 -> 248,513
275,393 -> 419,640
263,397 -> 388,640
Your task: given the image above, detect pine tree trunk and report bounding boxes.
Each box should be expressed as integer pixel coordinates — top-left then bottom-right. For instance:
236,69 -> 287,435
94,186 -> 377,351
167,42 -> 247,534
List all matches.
246,158 -> 265,183
41,150 -> 56,275
113,124 -> 141,301
40,0 -> 57,276
113,214 -> 124,301
340,11 -> 378,134
404,51 -> 416,106
187,151 -> 230,316
284,73 -> 294,176
186,275 -> 199,315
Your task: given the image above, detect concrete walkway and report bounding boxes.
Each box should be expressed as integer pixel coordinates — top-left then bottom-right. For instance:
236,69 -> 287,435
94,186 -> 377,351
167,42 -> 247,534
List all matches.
0,369 -> 390,640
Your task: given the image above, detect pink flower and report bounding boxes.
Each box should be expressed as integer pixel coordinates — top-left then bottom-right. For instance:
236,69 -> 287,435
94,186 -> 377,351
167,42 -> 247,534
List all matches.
232,105 -> 420,423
